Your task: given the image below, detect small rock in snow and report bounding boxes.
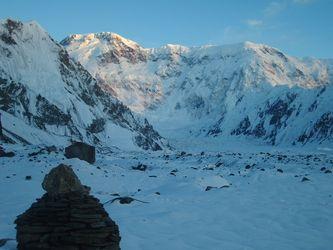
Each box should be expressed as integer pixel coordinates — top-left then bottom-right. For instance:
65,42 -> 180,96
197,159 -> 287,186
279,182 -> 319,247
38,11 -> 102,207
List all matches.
301,177 -> 310,182
132,163 -> 148,171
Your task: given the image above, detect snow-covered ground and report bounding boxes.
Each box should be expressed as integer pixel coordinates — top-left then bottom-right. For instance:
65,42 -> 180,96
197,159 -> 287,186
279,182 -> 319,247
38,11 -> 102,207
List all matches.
1,143 -> 333,249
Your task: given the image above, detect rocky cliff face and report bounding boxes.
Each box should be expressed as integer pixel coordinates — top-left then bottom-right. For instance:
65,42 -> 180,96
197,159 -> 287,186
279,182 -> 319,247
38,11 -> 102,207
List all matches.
63,33 -> 333,146
0,19 -> 167,150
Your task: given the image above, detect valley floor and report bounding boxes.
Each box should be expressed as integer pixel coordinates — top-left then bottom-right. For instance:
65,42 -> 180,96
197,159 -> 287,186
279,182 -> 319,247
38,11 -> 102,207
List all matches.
0,144 -> 333,249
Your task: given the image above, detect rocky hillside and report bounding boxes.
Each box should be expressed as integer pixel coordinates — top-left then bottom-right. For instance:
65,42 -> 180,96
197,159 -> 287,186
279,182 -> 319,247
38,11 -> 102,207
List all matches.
63,33 -> 333,146
0,19 -> 167,150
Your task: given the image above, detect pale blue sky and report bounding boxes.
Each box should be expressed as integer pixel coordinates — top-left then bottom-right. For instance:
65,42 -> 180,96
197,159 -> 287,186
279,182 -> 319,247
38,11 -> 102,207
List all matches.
1,0 -> 332,58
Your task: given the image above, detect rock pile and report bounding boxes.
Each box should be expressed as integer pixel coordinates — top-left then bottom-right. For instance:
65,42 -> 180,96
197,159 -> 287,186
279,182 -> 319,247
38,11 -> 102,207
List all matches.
15,164 -> 120,250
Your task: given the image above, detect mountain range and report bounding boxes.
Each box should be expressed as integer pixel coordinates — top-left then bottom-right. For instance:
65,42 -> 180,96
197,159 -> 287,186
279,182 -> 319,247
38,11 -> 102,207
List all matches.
62,31 -> 333,147
0,19 -> 167,150
1,18 -> 332,150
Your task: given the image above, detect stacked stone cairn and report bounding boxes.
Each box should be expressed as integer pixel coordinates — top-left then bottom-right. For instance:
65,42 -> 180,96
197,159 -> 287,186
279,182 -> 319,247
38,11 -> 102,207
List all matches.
15,164 -> 121,249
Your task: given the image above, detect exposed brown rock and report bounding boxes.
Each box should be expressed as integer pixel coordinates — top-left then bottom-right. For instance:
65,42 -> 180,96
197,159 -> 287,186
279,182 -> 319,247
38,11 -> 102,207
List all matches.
42,164 -> 89,195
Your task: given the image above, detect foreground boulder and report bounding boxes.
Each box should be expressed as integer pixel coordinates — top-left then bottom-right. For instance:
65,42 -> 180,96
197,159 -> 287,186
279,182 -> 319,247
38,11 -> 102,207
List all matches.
15,164 -> 120,250
65,142 -> 96,164
41,164 -> 90,196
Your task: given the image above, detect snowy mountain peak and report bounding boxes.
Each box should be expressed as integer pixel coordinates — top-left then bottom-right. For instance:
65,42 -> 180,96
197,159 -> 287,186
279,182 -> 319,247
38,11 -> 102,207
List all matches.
61,31 -> 148,66
61,32 -> 141,50
0,19 -> 168,150
0,19 -> 50,40
243,40 -> 271,50
0,18 -> 23,34
63,31 -> 333,146
159,44 -> 189,53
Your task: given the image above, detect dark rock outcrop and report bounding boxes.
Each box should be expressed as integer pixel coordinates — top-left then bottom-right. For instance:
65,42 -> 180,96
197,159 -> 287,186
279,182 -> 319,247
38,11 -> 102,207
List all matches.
0,146 -> 15,157
132,163 -> 148,171
65,142 -> 96,164
298,112 -> 333,144
15,164 -> 121,250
